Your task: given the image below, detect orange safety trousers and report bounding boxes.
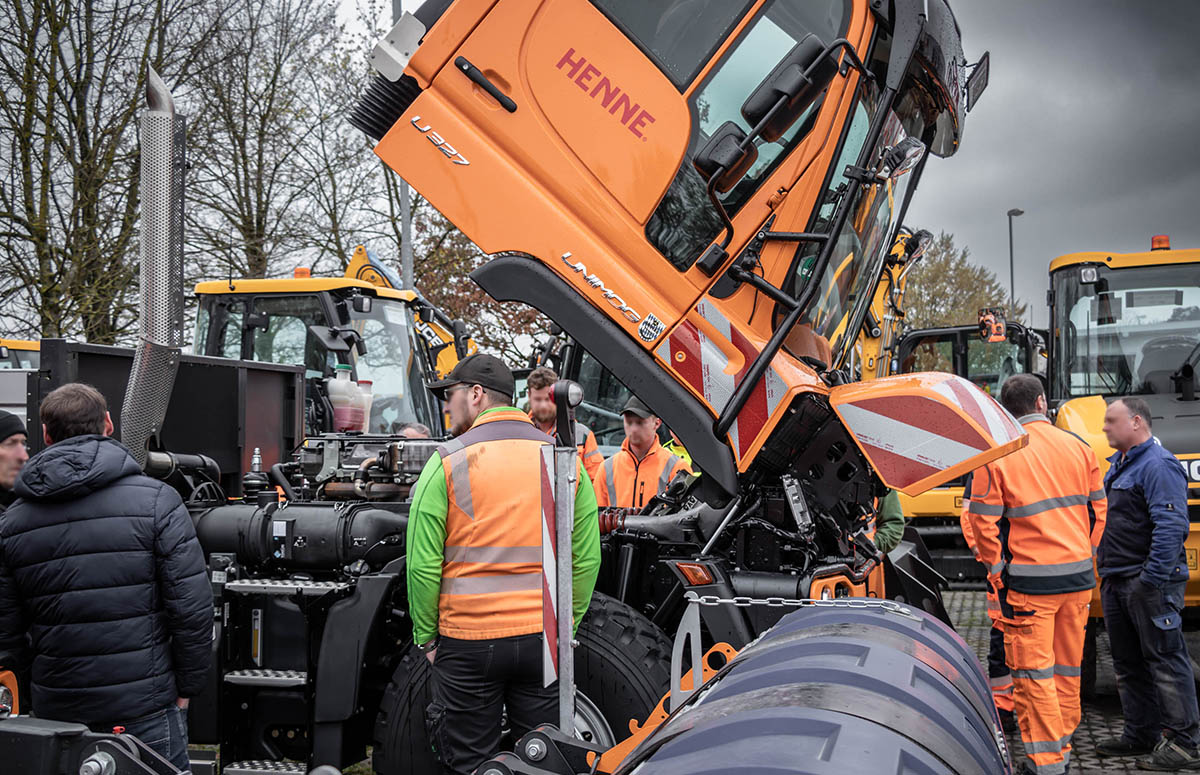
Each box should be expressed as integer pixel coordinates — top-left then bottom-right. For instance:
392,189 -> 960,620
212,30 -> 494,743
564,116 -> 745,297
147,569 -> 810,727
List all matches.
960,505 -> 1013,714
1001,589 -> 1091,775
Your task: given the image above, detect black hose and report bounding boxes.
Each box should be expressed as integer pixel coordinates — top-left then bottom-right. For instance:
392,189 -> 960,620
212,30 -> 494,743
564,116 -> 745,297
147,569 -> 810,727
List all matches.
269,463 -> 297,501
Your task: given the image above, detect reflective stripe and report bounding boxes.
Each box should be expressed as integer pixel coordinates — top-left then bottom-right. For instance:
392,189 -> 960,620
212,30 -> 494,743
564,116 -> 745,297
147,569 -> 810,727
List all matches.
1005,494 -> 1088,518
440,572 -> 541,595
1026,740 -> 1063,754
444,545 -> 541,565
1012,666 -> 1055,680
604,457 -> 616,505
659,454 -> 680,491
1088,489 -> 1105,501
1054,664 -> 1082,677
990,560 -> 1006,575
584,448 -> 601,460
1016,413 -> 1050,426
1008,558 -> 1094,577
968,501 -> 1005,517
446,450 -> 475,520
437,438 -> 465,458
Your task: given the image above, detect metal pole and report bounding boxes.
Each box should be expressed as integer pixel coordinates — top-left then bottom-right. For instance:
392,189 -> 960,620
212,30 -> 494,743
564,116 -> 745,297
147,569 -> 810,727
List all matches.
554,441 -> 576,733
1007,214 -> 1015,319
393,0 -> 414,290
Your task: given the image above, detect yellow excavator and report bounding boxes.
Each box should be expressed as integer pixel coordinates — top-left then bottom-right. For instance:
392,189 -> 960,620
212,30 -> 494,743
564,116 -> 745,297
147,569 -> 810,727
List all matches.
192,245 -> 475,435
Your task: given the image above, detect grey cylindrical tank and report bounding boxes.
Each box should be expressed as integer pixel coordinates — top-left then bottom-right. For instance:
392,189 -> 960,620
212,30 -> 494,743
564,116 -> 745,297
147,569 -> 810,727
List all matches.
623,604 -> 1010,775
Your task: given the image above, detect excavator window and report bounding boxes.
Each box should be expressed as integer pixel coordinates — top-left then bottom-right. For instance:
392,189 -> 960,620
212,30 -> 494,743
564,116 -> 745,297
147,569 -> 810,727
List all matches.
248,296 -> 332,378
644,0 -> 850,269
347,301 -> 437,434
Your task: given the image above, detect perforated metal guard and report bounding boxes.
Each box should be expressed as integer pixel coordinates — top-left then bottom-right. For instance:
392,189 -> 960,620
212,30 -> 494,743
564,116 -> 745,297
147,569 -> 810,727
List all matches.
223,762 -> 306,775
122,90 -> 186,468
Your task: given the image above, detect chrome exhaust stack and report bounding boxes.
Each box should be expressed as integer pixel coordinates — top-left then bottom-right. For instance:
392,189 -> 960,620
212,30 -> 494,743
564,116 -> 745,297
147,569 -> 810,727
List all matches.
121,66 -> 186,468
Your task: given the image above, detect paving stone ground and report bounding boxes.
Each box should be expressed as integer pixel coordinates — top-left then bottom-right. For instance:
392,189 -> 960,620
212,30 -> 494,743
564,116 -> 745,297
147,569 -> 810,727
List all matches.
946,590 -> 1167,775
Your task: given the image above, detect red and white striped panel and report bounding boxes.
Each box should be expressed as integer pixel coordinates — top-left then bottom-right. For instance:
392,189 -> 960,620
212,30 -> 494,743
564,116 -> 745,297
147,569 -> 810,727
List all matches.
655,300 -> 788,460
834,376 -> 1025,491
539,446 -> 558,687
930,375 -> 1024,443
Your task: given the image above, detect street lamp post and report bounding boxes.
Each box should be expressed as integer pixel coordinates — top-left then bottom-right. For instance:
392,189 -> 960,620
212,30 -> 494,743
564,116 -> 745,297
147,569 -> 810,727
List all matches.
1006,208 -> 1024,318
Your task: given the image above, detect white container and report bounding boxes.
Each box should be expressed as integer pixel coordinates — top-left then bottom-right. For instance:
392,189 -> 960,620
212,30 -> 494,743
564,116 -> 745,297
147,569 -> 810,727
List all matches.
328,364 -> 364,432
357,379 -> 374,433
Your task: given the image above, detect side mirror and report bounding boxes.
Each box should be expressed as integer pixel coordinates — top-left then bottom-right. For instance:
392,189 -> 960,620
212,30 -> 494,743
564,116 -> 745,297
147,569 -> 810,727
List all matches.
874,136 -> 926,180
244,311 -> 271,331
351,295 -> 373,314
451,319 -> 470,358
903,229 -> 934,262
693,121 -> 758,194
741,34 -> 838,142
966,52 -> 990,112
416,303 -> 434,323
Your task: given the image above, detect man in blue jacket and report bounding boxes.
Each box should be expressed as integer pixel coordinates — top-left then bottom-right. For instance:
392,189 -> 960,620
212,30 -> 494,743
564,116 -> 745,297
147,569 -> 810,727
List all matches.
0,383 -> 212,770
1095,397 -> 1197,771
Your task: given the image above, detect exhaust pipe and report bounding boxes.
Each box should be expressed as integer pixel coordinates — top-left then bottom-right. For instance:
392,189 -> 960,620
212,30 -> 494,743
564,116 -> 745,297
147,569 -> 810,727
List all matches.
121,66 -> 186,468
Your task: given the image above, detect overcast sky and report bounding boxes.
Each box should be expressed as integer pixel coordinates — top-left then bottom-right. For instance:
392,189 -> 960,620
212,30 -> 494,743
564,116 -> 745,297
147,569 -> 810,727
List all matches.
906,0 -> 1200,327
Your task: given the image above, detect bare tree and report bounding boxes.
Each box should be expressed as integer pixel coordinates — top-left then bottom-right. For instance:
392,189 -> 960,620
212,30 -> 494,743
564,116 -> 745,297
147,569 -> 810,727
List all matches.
0,0 -> 227,341
182,0 -> 344,280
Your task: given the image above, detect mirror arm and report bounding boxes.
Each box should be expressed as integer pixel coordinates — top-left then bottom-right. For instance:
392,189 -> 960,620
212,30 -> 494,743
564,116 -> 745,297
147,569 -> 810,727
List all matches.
715,82 -> 901,440
701,38 -> 872,271
727,261 -> 799,310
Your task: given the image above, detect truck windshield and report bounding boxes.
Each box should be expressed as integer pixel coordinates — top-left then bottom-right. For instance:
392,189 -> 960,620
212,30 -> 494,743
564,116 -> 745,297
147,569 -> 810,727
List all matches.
348,300 -> 439,434
1052,262 -> 1200,398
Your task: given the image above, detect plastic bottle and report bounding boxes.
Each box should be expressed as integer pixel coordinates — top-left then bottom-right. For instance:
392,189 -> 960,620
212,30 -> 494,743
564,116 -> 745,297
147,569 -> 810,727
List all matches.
357,379 -> 374,433
328,364 -> 364,432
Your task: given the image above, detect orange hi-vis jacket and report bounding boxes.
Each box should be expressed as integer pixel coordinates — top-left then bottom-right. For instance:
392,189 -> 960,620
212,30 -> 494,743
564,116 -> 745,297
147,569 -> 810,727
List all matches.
435,408 -> 556,639
965,414 -> 1107,598
596,436 -> 691,509
532,415 -> 603,490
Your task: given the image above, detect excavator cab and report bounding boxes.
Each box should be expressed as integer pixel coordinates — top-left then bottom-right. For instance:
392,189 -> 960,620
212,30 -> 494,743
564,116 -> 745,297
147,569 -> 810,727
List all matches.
355,0 -> 1012,508
194,246 -> 475,436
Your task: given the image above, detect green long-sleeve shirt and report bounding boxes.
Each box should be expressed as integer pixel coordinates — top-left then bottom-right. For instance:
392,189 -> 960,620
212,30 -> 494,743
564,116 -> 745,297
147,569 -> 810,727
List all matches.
874,489 -> 906,555
405,407 -> 601,645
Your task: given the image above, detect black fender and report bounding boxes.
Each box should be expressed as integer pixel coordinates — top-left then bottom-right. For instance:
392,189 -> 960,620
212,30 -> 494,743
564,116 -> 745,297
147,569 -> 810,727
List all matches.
471,254 -> 738,501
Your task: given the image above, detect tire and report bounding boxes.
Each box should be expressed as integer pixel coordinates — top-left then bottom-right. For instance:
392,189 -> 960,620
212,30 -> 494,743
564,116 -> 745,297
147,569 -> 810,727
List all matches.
372,592 -> 673,775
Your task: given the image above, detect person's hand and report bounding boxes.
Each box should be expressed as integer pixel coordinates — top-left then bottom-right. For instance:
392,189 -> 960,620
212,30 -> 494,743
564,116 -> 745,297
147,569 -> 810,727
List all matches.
425,648 -> 437,665
175,697 -> 189,710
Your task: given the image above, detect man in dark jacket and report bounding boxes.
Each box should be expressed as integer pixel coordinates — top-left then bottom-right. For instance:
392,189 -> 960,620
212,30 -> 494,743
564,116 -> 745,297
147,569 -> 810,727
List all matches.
1095,397 -> 1198,771
0,410 -> 28,511
0,383 -> 212,770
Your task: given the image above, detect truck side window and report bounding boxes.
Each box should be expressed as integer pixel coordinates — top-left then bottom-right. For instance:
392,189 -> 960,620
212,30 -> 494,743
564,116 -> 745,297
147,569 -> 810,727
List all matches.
590,0 -> 754,87
644,0 -> 850,270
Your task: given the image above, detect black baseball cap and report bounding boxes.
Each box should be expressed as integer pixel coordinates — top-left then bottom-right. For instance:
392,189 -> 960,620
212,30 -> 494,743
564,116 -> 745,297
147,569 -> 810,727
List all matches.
427,353 -> 515,401
621,395 -> 655,419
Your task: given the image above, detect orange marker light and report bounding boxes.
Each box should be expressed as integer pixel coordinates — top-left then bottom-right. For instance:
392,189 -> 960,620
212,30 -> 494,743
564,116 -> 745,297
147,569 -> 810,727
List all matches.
1151,234 -> 1171,251
293,266 -> 312,278
675,562 -> 714,586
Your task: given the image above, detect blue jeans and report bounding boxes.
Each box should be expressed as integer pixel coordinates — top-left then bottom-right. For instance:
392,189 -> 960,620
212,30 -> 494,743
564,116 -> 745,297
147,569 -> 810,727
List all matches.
104,704 -> 190,771
1101,575 -> 1200,748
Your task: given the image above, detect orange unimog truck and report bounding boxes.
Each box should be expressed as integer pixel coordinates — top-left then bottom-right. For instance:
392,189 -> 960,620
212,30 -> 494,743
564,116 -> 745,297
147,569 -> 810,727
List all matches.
353,0 -> 1016,628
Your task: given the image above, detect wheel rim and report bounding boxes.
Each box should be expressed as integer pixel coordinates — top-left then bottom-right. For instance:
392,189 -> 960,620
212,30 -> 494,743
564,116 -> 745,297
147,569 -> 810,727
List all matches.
573,691 -> 616,748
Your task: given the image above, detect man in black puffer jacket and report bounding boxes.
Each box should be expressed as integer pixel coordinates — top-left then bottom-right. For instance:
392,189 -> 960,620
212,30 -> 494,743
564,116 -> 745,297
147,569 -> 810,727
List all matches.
0,383 -> 212,771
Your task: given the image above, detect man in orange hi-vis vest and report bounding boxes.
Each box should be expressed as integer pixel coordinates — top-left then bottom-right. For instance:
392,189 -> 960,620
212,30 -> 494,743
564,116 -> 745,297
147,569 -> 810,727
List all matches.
959,486 -> 1014,728
407,354 -> 601,775
965,375 -> 1106,775
595,395 -> 691,509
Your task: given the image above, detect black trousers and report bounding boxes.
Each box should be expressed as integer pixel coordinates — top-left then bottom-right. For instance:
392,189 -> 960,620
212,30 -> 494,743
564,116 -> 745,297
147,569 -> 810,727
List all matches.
428,633 -> 558,775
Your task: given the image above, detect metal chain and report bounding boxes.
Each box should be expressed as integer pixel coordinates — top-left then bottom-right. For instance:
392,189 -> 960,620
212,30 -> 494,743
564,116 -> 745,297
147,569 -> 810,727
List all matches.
684,591 -> 919,619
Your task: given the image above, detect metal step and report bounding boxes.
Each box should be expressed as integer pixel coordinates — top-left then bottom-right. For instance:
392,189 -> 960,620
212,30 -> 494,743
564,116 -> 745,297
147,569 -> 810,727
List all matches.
224,578 -> 349,596
223,669 -> 307,688
222,761 -> 306,775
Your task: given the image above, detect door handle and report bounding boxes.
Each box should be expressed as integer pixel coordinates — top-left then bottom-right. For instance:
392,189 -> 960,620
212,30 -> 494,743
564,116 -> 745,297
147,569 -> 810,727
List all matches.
454,56 -> 517,113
